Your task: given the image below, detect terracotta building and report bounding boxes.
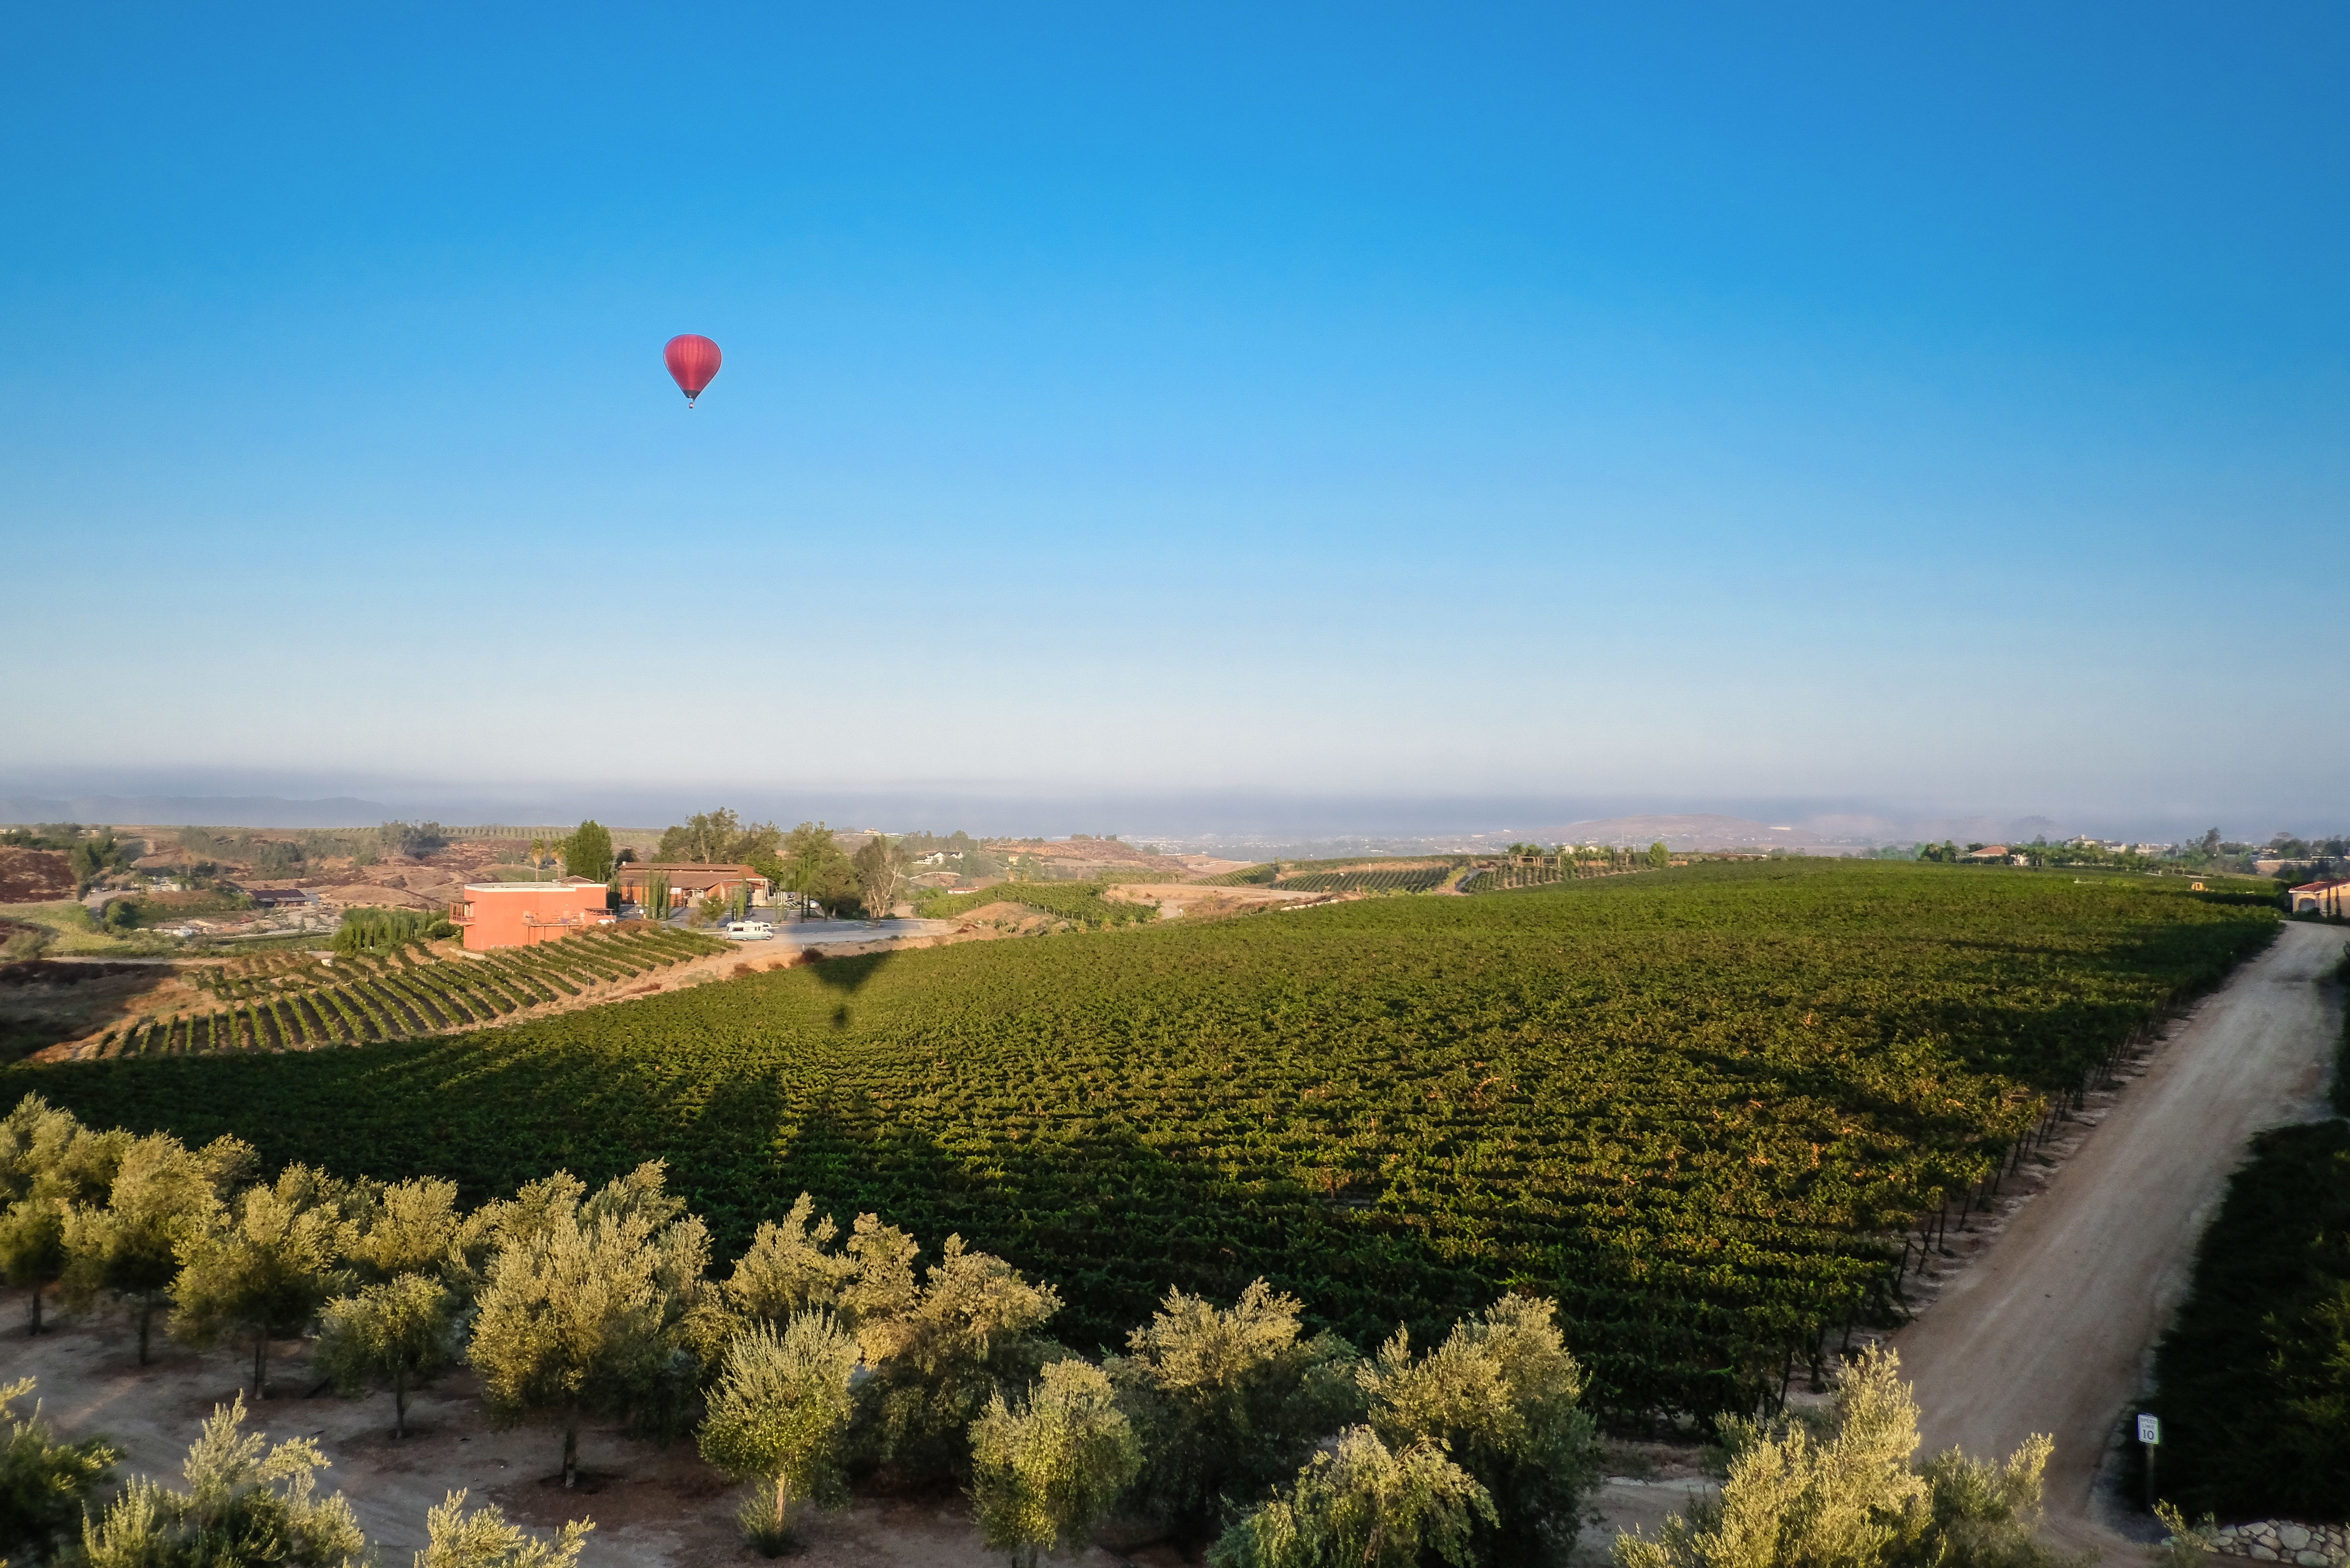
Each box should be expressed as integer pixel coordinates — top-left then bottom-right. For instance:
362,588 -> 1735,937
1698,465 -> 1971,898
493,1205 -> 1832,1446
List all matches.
448,878 -> 613,951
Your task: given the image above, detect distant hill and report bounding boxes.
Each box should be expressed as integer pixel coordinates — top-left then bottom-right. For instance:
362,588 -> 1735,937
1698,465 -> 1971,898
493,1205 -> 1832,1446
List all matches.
1531,812 -> 2068,852
0,795 -> 392,828
1538,814 -> 1850,851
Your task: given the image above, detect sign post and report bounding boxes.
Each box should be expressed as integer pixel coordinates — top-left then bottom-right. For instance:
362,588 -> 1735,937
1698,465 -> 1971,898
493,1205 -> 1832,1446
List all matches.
2136,1412 -> 2162,1509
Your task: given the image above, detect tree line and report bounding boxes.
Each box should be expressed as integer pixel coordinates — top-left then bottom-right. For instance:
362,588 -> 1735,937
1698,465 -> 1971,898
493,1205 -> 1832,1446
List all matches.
623,811 -> 909,920
0,1092 -> 1605,1566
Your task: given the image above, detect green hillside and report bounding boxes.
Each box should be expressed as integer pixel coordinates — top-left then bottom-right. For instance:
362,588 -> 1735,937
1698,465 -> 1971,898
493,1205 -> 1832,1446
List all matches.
13,860 -> 2274,1425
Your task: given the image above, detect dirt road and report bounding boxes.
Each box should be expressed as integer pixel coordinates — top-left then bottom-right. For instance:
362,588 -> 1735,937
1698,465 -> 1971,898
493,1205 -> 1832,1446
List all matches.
1894,920 -> 2344,1548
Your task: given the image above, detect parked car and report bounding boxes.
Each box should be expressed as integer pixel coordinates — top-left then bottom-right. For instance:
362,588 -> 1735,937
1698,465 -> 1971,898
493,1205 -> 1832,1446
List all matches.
723,920 -> 775,941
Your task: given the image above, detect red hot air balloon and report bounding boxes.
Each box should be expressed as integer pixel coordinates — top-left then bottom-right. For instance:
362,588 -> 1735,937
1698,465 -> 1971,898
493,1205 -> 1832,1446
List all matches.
664,334 -> 722,406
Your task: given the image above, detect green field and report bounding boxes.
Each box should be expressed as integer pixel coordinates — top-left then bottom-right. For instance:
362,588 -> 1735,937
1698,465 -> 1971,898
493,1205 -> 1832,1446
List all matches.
10,861 -> 2274,1425
912,880 -> 1159,927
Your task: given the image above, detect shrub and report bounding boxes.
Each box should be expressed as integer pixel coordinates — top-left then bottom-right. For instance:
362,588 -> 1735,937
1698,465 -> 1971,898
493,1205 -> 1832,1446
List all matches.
970,1359 -> 1143,1567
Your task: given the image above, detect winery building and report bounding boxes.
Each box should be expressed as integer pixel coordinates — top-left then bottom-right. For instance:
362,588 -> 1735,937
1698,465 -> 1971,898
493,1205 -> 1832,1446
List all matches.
448,878 -> 613,951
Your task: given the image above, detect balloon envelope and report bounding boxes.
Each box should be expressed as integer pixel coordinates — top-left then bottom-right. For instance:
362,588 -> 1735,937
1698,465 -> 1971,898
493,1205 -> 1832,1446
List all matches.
664,334 -> 722,404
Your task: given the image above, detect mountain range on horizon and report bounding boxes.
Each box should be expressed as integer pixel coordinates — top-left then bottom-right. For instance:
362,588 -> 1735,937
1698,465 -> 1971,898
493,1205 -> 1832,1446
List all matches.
3,794 -> 2080,852
1527,812 -> 2070,851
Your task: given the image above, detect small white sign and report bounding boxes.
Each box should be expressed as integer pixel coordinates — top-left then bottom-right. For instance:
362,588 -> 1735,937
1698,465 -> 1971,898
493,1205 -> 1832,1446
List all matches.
2136,1413 -> 2161,1445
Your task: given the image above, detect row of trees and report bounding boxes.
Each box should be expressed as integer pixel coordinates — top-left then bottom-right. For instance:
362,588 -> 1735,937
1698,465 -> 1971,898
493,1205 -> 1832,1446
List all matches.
0,1094 -> 1603,1565
0,1376 -> 589,1568
640,812 -> 909,921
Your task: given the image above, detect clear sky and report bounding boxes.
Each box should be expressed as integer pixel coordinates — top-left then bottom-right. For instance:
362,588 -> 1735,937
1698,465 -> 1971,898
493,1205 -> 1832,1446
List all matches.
5,4 -> 2344,837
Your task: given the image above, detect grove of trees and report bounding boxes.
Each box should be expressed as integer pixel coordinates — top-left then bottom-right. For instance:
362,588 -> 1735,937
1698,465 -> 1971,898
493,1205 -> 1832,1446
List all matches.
0,1092 -> 1629,1564
0,1378 -> 592,1568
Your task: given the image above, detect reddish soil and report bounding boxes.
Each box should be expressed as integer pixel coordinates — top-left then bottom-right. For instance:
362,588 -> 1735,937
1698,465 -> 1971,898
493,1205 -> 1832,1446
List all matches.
0,849 -> 75,901
986,839 -> 1195,878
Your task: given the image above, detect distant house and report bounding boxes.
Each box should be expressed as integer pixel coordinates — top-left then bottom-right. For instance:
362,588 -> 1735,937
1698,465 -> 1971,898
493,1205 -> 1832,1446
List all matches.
247,887 -> 315,909
1958,845 -> 2011,862
2289,878 -> 2349,917
448,878 -> 613,951
613,863 -> 773,911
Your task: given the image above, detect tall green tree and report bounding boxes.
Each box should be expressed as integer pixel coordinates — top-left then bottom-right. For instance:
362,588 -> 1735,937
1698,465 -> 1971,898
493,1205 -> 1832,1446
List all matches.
62,1132 -> 248,1363
558,822 -> 614,883
852,835 -> 905,920
467,1163 -> 716,1488
970,1359 -> 1143,1568
170,1166 -> 356,1397
656,810 -> 782,865
698,1313 -> 862,1554
0,1376 -> 120,1564
776,823 -> 856,920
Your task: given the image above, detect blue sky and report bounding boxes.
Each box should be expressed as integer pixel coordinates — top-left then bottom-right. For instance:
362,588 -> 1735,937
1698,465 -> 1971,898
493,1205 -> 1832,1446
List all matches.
5,4 -> 2344,836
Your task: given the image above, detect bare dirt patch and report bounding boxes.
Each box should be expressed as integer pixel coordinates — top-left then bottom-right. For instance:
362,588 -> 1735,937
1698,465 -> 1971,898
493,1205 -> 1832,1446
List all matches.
0,849 -> 75,902
1100,883 -> 1334,918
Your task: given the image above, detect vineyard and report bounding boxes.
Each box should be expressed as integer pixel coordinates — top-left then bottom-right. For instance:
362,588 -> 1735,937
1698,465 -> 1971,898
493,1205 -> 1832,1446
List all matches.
1194,856 -> 1470,888
2147,1119 -> 2350,1521
913,880 -> 1160,928
1466,850 -> 1649,891
86,925 -> 731,1058
16,861 -> 2275,1427
1273,865 -> 1453,894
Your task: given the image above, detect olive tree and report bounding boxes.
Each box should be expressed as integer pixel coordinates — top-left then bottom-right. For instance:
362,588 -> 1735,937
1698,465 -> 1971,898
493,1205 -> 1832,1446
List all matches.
61,1132 -> 245,1363
1208,1426 -> 1493,1568
969,1359 -> 1143,1568
1110,1279 -> 1365,1542
414,1489 -> 592,1568
0,1377 -> 120,1563
698,1312 -> 861,1554
170,1165 -> 356,1397
74,1394 -> 367,1568
852,1230 -> 1064,1479
467,1163 -> 715,1488
346,1175 -> 482,1285
1359,1293 -> 1601,1565
1611,1346 -> 2066,1568
721,1194 -> 854,1327
0,1095 -> 129,1335
317,1275 -> 459,1438
0,1199 -> 69,1337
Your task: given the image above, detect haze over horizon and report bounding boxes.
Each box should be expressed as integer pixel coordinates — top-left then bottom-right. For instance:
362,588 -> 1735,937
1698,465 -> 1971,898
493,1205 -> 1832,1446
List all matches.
7,5 -> 2343,829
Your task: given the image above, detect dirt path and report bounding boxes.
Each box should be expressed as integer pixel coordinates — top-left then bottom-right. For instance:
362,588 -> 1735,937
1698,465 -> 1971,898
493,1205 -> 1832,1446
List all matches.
1893,920 -> 2344,1554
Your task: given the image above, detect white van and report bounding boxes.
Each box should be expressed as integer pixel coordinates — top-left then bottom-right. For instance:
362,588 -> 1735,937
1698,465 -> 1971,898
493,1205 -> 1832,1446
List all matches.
723,920 -> 775,941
